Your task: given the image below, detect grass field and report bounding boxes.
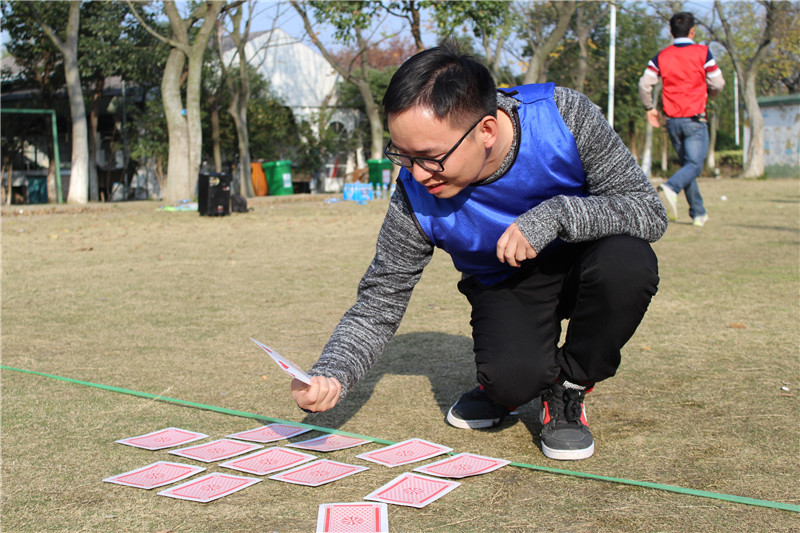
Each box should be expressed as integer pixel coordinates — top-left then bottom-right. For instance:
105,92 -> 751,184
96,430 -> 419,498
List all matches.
2,177 -> 798,532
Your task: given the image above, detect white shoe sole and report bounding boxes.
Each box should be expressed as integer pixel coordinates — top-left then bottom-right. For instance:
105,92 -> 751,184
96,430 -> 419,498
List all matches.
541,442 -> 595,460
446,405 -> 502,429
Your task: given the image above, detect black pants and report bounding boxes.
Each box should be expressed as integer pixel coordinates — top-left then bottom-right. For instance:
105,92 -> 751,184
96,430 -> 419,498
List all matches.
457,235 -> 659,409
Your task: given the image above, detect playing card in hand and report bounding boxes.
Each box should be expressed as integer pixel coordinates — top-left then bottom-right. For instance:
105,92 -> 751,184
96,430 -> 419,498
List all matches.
168,438 -> 262,463
219,447 -> 316,476
355,438 -> 452,467
250,338 -> 311,384
316,502 -> 389,533
269,459 -> 368,487
103,461 -> 205,489
364,472 -> 460,508
287,433 -> 369,452
115,427 -> 208,450
413,452 -> 510,478
227,423 -> 311,443
157,472 -> 261,503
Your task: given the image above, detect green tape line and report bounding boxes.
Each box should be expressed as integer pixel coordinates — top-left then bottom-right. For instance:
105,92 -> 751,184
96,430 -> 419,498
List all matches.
3,365 -> 798,513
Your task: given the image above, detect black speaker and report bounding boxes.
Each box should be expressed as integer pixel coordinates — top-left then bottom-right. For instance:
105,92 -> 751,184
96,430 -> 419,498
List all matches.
198,172 -> 231,216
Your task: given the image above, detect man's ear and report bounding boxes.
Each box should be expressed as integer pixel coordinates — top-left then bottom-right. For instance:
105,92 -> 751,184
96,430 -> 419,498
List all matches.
480,115 -> 500,149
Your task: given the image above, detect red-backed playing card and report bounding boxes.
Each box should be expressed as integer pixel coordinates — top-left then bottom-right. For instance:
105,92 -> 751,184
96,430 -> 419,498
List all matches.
168,439 -> 262,463
227,423 -> 311,443
269,459 -> 368,487
364,472 -> 460,508
157,472 -> 261,503
115,427 -> 208,450
413,452 -> 510,478
219,447 -> 316,476
287,433 -> 369,452
250,338 -> 312,384
355,439 -> 452,467
316,502 -> 389,533
103,461 -> 205,489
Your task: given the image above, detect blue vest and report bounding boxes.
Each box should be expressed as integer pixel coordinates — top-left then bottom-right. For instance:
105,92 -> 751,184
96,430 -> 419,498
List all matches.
400,83 -> 587,286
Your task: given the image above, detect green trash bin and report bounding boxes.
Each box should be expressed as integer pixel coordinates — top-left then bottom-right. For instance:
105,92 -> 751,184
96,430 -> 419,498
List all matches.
367,159 -> 393,191
262,160 -> 293,196
264,160 -> 293,196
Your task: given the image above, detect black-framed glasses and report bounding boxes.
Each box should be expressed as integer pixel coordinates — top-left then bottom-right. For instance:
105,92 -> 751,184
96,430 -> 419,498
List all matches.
384,114 -> 488,173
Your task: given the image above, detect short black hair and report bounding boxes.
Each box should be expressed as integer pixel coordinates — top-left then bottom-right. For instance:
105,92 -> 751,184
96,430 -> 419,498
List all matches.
670,12 -> 695,38
382,40 -> 497,129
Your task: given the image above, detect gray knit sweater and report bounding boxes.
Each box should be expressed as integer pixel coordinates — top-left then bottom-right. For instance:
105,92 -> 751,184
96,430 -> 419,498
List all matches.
308,87 -> 668,400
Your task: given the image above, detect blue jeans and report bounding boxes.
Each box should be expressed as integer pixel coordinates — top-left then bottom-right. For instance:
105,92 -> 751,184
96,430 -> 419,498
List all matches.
665,117 -> 709,218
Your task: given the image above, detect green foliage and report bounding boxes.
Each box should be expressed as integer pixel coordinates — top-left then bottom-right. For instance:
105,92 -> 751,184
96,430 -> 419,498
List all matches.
308,1 -> 379,44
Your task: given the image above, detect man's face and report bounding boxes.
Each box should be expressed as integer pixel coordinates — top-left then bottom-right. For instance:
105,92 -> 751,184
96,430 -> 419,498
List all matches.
386,107 -> 487,199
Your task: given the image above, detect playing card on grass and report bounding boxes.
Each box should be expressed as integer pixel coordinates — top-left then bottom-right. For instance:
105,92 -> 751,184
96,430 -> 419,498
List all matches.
413,452 -> 510,478
227,423 -> 311,443
157,472 -> 260,503
219,447 -> 317,476
317,502 -> 389,533
287,433 -> 370,452
355,438 -> 452,467
115,427 -> 208,450
250,338 -> 311,384
364,472 -> 460,508
169,438 -> 262,463
103,461 -> 205,489
269,459 -> 368,487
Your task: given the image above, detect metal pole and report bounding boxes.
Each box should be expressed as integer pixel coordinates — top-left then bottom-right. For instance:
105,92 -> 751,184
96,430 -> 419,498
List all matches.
734,75 -> 740,146
607,2 -> 617,128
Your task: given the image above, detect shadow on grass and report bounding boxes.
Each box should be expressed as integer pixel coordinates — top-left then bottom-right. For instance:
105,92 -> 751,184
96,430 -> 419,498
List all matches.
298,330 -> 544,441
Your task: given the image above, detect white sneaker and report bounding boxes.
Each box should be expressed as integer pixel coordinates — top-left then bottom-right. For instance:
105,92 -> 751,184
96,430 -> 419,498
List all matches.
693,214 -> 709,227
657,184 -> 678,221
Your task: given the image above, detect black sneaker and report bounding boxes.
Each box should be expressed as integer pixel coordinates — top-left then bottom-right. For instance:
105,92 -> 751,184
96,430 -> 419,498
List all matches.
446,386 -> 511,429
540,382 -> 594,460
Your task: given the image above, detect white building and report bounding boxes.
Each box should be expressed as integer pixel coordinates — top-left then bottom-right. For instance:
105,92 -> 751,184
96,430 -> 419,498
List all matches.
220,29 -> 363,191
743,94 -> 800,178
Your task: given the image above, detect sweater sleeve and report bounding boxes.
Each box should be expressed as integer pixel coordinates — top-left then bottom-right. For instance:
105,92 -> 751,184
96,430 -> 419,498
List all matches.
515,87 -> 668,253
307,188 -> 434,400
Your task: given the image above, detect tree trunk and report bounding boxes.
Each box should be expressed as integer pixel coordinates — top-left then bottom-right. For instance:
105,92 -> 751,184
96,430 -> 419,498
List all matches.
706,109 -> 718,175
60,1 -> 89,204
741,70 -> 765,177
88,78 -> 104,202
45,124 -> 57,203
161,48 -> 192,203
159,0 -> 224,204
522,1 -> 577,85
641,121 -> 654,177
211,100 -> 222,173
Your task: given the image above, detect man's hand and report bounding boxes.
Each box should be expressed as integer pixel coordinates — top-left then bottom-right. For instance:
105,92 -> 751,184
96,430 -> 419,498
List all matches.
646,108 -> 660,128
496,222 -> 537,267
291,375 -> 341,412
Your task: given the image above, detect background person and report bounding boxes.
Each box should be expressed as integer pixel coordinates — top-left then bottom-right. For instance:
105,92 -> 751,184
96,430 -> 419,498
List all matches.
291,42 -> 667,461
639,11 -> 725,227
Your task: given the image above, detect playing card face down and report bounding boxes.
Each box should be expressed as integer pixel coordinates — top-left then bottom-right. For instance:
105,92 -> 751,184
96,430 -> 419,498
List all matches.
355,438 -> 453,467
103,461 -> 205,489
227,423 -> 311,443
115,427 -> 208,450
287,433 -> 370,452
250,338 -> 312,384
157,472 -> 261,503
168,438 -> 262,463
364,472 -> 460,508
413,452 -> 510,478
269,459 -> 368,487
219,447 -> 316,476
316,502 -> 389,533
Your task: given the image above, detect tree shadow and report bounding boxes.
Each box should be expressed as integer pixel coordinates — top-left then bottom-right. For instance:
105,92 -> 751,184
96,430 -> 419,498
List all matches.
298,331 -> 543,438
